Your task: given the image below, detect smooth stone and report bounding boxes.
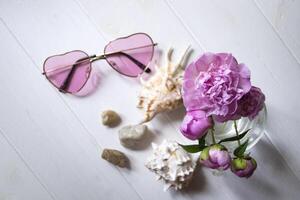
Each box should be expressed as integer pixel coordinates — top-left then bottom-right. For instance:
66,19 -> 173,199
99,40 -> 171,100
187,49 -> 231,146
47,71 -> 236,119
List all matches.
101,110 -> 121,127
119,124 -> 148,149
101,149 -> 128,168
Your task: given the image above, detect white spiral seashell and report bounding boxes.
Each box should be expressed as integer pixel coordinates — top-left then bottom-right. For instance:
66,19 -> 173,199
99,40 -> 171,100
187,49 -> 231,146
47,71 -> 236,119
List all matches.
145,140 -> 196,191
137,47 -> 191,123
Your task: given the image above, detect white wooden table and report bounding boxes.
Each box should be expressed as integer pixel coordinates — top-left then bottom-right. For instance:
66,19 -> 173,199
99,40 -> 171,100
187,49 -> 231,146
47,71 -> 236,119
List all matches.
1,0 -> 300,199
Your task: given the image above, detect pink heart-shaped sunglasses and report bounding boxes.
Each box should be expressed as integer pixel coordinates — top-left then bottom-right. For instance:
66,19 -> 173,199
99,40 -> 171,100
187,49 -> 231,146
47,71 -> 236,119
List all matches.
42,33 -> 157,94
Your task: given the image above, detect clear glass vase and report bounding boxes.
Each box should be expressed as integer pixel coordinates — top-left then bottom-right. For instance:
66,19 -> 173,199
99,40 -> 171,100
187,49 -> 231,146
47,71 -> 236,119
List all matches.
206,106 -> 267,152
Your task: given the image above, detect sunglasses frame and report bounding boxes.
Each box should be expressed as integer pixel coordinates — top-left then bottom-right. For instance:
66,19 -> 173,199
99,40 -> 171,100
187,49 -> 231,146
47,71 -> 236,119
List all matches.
42,32 -> 156,94
43,50 -> 92,94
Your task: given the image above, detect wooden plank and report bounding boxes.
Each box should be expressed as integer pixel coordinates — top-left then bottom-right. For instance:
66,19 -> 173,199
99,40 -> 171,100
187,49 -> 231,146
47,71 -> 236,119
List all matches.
0,19 -> 141,200
255,0 -> 300,63
0,131 -> 54,200
166,0 -> 300,179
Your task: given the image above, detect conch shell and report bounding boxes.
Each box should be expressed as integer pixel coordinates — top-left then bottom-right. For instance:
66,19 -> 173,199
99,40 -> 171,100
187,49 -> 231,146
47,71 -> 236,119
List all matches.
137,47 -> 191,123
145,140 -> 196,191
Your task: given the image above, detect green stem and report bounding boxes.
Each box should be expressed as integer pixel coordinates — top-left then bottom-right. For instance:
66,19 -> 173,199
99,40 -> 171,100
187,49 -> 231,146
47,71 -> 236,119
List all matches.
211,127 -> 216,144
233,120 -> 241,146
210,117 -> 216,144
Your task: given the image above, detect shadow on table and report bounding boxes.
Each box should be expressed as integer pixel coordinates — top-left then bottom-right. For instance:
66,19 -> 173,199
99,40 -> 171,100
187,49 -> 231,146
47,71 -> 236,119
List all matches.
127,128 -> 156,151
168,138 -> 300,198
75,67 -> 102,97
182,164 -> 207,193
167,106 -> 186,123
222,138 -> 300,200
168,164 -> 207,197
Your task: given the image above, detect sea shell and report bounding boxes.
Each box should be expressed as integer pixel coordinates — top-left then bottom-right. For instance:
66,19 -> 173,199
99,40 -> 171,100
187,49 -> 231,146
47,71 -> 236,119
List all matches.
137,47 -> 191,122
119,124 -> 148,149
145,140 -> 196,191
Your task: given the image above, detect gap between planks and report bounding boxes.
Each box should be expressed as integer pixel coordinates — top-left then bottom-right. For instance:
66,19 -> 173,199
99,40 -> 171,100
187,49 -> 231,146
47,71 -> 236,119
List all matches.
253,0 -> 300,65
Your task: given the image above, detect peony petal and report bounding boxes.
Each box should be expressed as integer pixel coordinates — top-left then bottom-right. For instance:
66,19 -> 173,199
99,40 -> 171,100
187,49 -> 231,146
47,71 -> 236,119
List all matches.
216,151 -> 231,166
208,149 -> 220,163
184,62 -> 196,79
188,110 -> 206,118
238,64 -> 251,93
196,53 -> 220,70
194,59 -> 209,73
183,79 -> 195,90
227,101 -> 238,114
238,63 -> 251,78
217,53 -> 238,69
201,159 -> 218,169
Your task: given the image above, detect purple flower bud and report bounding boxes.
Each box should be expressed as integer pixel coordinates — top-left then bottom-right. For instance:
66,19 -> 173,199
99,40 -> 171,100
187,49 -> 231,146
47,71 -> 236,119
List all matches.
237,86 -> 265,120
200,144 -> 231,170
231,157 -> 257,178
180,110 -> 213,140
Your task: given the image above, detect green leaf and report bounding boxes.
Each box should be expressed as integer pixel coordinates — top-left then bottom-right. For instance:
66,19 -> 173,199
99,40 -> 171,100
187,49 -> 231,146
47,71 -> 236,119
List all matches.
198,133 -> 207,147
179,134 -> 207,153
218,129 -> 250,144
179,144 -> 205,153
234,140 -> 249,157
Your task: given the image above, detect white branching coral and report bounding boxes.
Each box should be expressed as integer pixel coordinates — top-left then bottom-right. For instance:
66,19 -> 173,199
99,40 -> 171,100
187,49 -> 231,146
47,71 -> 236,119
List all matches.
137,47 -> 191,122
145,140 -> 196,191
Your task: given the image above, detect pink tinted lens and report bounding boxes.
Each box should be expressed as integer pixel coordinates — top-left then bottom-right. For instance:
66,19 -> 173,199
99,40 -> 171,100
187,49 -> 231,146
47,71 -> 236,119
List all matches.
104,33 -> 154,77
43,50 -> 91,93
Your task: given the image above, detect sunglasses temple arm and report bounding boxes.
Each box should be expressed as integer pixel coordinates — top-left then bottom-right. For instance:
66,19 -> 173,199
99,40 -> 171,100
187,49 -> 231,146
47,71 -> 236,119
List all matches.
123,52 -> 150,73
59,55 -> 99,92
59,63 -> 77,93
101,51 -> 151,73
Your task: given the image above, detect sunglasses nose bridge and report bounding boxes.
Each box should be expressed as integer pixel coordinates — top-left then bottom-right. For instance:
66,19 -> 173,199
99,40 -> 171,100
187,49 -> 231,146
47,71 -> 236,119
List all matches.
90,54 -> 106,63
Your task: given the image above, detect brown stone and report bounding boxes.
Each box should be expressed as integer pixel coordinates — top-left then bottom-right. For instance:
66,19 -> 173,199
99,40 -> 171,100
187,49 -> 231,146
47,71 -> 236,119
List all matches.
101,149 -> 128,168
101,110 -> 121,127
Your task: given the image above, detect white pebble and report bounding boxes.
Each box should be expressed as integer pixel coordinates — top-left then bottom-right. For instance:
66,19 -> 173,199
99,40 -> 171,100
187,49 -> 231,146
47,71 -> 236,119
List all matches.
119,124 -> 148,148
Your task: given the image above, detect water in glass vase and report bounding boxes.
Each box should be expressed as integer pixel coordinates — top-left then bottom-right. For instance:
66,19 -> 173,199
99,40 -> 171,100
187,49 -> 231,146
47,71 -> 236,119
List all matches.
206,106 -> 267,152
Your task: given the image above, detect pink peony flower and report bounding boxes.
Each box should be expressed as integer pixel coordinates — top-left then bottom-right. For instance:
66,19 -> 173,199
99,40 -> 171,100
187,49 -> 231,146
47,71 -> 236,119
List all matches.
200,144 -> 231,170
182,53 -> 251,122
215,86 -> 265,122
180,110 -> 213,140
